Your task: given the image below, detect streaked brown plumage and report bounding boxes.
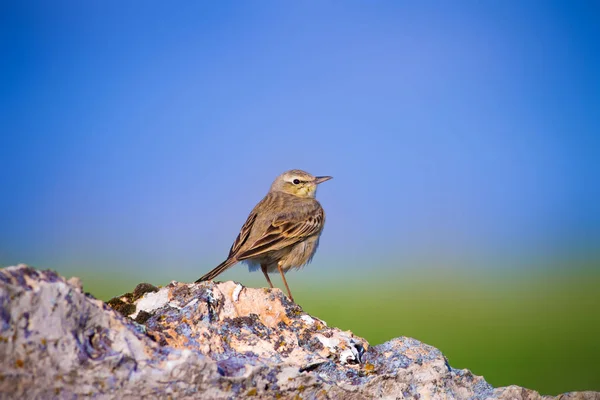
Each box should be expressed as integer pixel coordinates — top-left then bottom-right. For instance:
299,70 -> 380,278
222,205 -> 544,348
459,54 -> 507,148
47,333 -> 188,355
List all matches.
196,170 -> 332,302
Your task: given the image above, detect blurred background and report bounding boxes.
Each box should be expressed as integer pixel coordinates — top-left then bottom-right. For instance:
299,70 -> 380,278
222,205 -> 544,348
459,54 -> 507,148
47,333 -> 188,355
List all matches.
1,1 -> 599,395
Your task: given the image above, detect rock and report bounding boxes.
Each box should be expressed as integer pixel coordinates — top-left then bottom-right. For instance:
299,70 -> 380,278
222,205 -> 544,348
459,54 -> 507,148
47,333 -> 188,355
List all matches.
0,265 -> 598,399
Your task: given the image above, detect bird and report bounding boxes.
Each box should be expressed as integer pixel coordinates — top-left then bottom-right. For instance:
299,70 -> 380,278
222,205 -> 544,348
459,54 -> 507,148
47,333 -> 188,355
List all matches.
196,169 -> 332,302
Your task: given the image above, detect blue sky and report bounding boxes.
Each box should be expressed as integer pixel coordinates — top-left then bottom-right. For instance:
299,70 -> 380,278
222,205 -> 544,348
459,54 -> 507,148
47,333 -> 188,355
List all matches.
1,1 -> 599,280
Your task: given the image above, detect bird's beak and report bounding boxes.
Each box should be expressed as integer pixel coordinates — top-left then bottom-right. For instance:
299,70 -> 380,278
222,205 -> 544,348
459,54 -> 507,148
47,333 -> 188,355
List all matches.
315,176 -> 333,184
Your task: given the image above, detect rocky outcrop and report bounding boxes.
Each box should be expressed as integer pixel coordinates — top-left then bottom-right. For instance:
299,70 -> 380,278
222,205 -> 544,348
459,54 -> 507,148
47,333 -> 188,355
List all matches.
0,265 -> 598,399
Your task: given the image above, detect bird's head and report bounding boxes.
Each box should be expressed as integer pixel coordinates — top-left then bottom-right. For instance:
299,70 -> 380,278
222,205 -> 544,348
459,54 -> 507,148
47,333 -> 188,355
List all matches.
270,169 -> 332,198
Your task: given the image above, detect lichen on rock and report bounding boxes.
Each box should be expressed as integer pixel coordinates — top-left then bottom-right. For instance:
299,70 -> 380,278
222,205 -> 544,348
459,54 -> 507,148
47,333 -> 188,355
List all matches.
0,264 -> 599,399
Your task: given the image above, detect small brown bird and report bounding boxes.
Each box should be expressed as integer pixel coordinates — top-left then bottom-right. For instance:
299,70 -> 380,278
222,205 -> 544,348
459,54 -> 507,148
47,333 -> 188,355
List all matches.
196,170 -> 332,302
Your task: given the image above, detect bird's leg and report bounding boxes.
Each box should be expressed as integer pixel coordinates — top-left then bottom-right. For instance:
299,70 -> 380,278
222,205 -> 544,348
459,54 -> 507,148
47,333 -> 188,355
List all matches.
277,262 -> 294,302
261,264 -> 274,288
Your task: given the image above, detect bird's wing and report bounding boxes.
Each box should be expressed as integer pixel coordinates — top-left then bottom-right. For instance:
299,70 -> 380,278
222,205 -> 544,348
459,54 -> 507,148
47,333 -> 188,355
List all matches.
236,206 -> 324,260
228,212 -> 258,258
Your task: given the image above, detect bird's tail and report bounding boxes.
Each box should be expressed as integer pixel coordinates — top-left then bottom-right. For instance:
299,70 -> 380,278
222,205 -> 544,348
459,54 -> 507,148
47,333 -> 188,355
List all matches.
195,258 -> 238,283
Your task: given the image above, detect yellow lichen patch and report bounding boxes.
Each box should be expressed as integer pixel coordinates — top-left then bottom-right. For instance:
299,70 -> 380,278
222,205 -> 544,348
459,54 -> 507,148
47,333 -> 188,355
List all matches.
246,388 -> 257,396
15,359 -> 24,368
364,363 -> 375,373
274,339 -> 285,350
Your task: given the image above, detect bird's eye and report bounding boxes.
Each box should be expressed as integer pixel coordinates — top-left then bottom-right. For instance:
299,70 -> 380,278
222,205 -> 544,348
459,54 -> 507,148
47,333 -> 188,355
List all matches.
293,179 -> 300,185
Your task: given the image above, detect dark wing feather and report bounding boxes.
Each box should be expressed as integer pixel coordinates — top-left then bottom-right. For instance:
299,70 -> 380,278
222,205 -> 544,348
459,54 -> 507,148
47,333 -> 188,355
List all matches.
237,207 -> 324,260
228,212 -> 257,258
